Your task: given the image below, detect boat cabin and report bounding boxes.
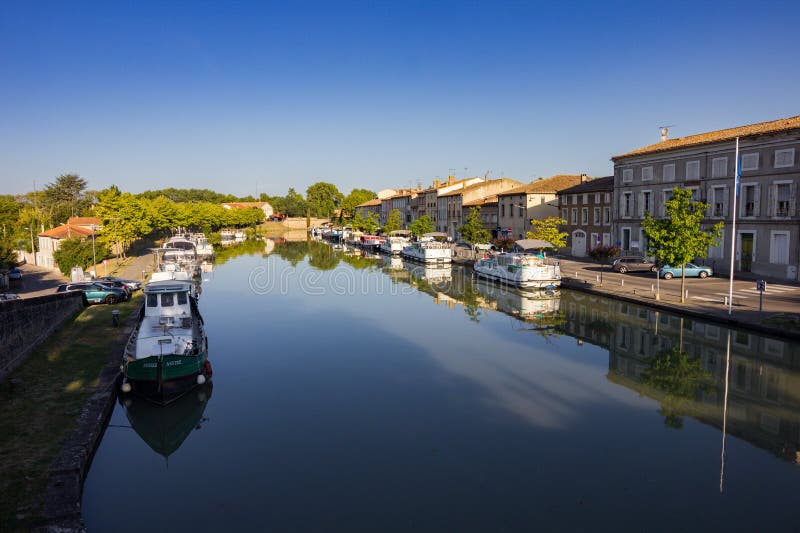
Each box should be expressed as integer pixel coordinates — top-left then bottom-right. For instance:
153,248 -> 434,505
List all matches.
144,281 -> 194,319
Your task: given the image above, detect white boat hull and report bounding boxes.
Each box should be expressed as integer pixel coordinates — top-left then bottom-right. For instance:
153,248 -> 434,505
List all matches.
473,260 -> 560,289
402,246 -> 451,263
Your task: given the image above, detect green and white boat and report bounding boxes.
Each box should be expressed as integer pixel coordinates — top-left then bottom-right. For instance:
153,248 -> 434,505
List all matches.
122,280 -> 210,404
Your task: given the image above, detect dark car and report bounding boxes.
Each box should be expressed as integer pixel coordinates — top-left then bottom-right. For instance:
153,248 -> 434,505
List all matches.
56,282 -> 127,304
94,279 -> 133,296
611,256 -> 658,274
96,276 -> 142,291
8,267 -> 22,281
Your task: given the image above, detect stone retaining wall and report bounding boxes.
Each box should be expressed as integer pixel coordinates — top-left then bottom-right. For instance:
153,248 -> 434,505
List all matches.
0,291 -> 85,381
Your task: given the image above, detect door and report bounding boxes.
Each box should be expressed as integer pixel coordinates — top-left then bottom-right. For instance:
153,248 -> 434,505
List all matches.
572,230 -> 586,257
740,233 -> 754,272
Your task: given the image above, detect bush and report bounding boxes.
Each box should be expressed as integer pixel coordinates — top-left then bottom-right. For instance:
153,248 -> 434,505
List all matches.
53,237 -> 108,276
492,237 -> 515,251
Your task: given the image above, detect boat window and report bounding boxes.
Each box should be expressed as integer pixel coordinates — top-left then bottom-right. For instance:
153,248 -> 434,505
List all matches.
161,293 -> 175,307
177,292 -> 188,305
147,294 -> 158,307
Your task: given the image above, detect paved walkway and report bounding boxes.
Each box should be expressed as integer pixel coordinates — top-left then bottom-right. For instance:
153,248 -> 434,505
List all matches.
557,256 -> 800,336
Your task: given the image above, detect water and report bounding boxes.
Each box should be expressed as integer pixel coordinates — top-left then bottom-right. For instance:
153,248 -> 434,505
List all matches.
83,240 -> 800,532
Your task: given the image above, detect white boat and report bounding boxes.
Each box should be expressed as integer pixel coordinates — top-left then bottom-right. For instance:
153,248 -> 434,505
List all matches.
192,233 -> 215,259
360,234 -> 384,250
234,231 -> 246,243
220,230 -> 236,246
380,231 -> 411,255
401,234 -> 452,263
473,252 -> 561,289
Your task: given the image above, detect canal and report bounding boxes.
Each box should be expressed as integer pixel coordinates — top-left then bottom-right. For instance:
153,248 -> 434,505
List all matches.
83,239 -> 800,532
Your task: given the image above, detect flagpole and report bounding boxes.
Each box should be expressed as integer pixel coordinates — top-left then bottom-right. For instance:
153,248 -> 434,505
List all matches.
727,137 -> 739,315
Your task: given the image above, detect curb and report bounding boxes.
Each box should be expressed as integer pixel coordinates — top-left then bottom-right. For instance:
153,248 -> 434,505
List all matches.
561,278 -> 800,341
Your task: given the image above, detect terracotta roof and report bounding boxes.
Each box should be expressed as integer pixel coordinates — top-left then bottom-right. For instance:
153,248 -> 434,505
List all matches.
356,198 -> 382,207
498,175 -> 585,195
463,195 -> 499,207
613,115 -> 800,160
556,176 -> 614,195
438,178 -> 522,198
221,202 -> 270,209
38,224 -> 95,239
67,216 -> 103,226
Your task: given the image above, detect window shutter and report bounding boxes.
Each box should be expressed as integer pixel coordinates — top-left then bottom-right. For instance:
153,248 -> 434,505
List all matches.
754,184 -> 761,216
767,184 -> 774,216
790,183 -> 797,217
620,195 -> 625,217
723,185 -> 729,218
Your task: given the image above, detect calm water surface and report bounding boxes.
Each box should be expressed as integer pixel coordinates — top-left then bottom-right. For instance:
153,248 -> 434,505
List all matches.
83,240 -> 800,532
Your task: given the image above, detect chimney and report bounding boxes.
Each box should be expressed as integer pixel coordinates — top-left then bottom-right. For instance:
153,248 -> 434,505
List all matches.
448,175 -> 455,185
660,127 -> 669,142
433,179 -> 441,188
581,173 -> 588,183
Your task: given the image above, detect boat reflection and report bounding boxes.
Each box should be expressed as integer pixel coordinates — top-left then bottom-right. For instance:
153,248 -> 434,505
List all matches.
403,260 -> 453,284
120,381 -> 214,458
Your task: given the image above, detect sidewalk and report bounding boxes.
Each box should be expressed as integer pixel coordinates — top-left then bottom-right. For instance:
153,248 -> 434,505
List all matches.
557,256 -> 800,340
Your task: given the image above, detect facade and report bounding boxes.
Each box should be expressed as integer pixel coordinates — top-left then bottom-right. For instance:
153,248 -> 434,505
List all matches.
37,223 -> 96,270
497,174 -> 585,240
462,195 -> 500,238
437,178 -> 522,238
612,115 -> 800,280
221,202 -> 274,218
355,198 -> 382,220
556,176 -> 614,257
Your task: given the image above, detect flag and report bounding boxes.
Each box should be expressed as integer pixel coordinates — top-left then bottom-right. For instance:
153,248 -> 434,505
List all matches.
734,140 -> 741,198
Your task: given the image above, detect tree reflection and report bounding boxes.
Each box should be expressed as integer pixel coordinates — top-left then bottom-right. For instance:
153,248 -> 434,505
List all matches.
457,283 -> 483,323
643,347 -> 715,430
273,241 -> 310,266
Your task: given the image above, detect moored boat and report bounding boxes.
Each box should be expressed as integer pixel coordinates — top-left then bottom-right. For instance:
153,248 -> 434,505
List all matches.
122,280 -> 210,404
401,233 -> 452,263
473,252 -> 561,289
360,234 -> 384,250
380,230 -> 411,255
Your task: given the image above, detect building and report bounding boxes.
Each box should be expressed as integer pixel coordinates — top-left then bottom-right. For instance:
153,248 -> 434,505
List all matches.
67,216 -> 103,231
37,223 -> 96,270
612,116 -> 800,280
462,195 -> 500,238
556,176 -> 614,256
497,174 -> 586,240
355,198 -> 382,220
221,202 -> 274,218
437,178 -> 522,238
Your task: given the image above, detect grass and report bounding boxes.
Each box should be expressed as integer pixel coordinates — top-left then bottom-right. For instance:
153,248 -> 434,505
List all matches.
0,293 -> 143,531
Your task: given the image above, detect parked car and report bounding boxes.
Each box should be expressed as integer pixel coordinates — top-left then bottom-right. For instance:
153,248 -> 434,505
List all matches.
94,279 -> 133,297
96,276 -> 142,291
0,293 -> 20,301
8,267 -> 22,281
56,282 -> 127,304
659,263 -> 713,279
611,256 -> 658,274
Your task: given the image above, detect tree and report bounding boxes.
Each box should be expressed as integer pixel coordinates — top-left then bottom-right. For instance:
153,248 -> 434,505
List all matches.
53,237 -> 95,276
94,186 -> 154,258
526,217 -> 568,249
642,187 -> 723,303
588,245 -> 621,284
458,207 -> 490,244
361,212 -> 380,235
0,239 -> 18,269
351,210 -> 366,231
306,182 -> 343,218
0,195 -> 21,239
409,215 -> 434,237
341,189 -> 377,219
384,209 -> 403,233
42,174 -> 89,225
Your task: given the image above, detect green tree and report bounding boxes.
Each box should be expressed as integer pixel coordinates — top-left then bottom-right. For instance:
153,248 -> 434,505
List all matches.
643,347 -> 714,430
341,189 -> 377,219
351,210 -> 366,231
642,187 -> 723,303
0,239 -> 18,269
53,237 -> 95,275
409,215 -> 434,237
94,186 -> 153,258
306,182 -> 343,218
526,217 -> 568,249
458,207 -> 490,244
361,212 -> 380,235
0,195 -> 21,240
42,174 -> 89,225
383,209 -> 403,233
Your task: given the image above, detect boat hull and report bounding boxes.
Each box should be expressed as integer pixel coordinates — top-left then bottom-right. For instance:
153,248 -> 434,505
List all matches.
473,265 -> 560,289
124,351 -> 208,404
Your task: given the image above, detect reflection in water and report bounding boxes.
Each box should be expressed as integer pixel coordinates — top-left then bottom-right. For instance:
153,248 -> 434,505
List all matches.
121,381 -> 214,459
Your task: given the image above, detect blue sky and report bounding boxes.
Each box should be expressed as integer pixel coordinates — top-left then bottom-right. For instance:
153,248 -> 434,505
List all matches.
1,0 -> 798,197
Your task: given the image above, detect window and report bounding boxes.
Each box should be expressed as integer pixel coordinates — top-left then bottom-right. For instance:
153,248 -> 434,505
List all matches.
161,293 -> 174,307
741,184 -> 759,217
773,182 -> 794,217
593,207 -> 601,224
519,205 -> 524,217
622,169 -> 633,183
562,208 -> 569,221
590,233 -> 598,249
712,157 -> 728,178
571,194 -> 578,204
661,189 -> 673,217
741,153 -> 759,171
147,294 -> 158,307
663,164 -> 675,182
602,233 -> 610,246
595,193 -> 601,203
709,230 -> 725,259
712,186 -> 727,217
603,207 -> 611,225
581,207 -> 588,224
770,231 -> 790,264
686,160 -> 700,180
639,191 -> 651,217
571,208 -> 578,224
501,203 -> 505,217
622,192 -> 633,217
583,193 -> 589,204
687,186 -> 700,202
775,148 -> 795,168
641,166 -> 653,181
604,193 -> 611,203
177,292 -> 188,305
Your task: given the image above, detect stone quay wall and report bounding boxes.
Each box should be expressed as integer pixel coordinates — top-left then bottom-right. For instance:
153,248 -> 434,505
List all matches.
0,291 -> 85,381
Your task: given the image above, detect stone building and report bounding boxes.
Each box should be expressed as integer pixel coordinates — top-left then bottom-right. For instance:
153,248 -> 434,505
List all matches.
497,174 -> 585,240
436,178 -> 521,238
556,176 -> 614,257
